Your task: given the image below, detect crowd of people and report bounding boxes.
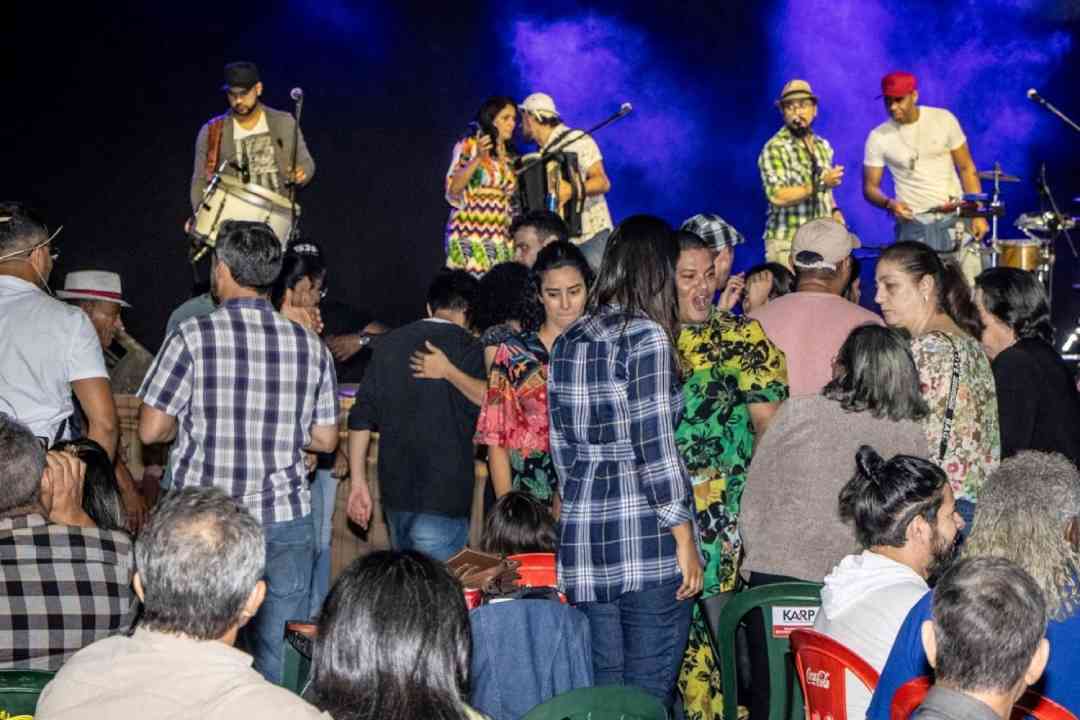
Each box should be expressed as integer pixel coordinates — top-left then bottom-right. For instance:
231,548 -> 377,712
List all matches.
2,63 -> 1080,720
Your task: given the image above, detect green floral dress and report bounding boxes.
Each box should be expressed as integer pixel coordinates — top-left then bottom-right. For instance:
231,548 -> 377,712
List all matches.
675,310 -> 788,720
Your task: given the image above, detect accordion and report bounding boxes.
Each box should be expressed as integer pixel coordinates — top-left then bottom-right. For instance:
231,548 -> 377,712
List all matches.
516,151 -> 586,238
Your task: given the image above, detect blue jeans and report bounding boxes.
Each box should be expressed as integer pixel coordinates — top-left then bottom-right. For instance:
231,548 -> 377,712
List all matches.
247,513 -> 315,684
385,509 -> 469,562
578,228 -> 611,274
895,214 -> 961,253
308,469 -> 338,618
575,577 -> 693,709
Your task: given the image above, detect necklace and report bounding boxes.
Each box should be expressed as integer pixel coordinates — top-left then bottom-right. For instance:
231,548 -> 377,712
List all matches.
895,116 -> 921,171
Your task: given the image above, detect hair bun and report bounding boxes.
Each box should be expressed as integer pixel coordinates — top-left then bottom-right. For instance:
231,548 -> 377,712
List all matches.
855,445 -> 885,485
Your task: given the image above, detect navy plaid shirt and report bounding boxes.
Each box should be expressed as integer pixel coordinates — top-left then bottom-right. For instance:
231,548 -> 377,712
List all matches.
138,298 -> 338,524
0,514 -> 137,670
548,307 -> 696,604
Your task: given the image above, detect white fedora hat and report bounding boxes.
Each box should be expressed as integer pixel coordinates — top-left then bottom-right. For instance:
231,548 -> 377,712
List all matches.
56,270 -> 132,308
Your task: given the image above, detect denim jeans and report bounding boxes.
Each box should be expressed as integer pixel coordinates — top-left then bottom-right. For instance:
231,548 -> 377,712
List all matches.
308,469 -> 338,618
385,509 -> 469,562
246,513 -> 315,684
895,214 -> 962,253
578,228 -> 612,275
575,577 -> 693,709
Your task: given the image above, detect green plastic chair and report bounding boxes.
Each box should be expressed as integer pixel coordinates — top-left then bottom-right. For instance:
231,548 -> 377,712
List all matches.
0,669 -> 56,717
521,685 -> 668,720
711,582 -> 823,720
280,621 -> 316,696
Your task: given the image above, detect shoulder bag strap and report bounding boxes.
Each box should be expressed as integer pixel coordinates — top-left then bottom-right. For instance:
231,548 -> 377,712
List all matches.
937,333 -> 962,462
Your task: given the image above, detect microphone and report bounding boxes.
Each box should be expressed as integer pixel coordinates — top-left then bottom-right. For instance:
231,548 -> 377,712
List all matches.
619,102 -> 633,116
290,87 -> 304,102
1027,88 -> 1046,106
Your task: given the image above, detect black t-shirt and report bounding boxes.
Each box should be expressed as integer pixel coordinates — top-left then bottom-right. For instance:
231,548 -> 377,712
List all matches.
348,319 -> 483,517
992,338 -> 1080,465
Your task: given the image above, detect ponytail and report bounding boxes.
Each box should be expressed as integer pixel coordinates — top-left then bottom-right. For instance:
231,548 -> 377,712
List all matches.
880,241 -> 982,339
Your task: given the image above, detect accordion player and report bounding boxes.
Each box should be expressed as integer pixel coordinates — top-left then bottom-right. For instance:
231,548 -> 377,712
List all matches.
515,150 -> 587,238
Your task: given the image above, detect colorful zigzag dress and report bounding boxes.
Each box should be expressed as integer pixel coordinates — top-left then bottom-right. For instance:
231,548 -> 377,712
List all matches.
444,136 -> 517,275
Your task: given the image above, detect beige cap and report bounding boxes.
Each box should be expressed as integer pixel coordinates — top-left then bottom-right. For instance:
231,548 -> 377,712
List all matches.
777,79 -> 818,105
792,219 -> 860,270
519,92 -> 560,119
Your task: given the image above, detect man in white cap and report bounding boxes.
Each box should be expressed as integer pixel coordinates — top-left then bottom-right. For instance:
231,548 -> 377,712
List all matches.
0,203 -> 118,457
519,92 -> 613,270
57,270 -> 151,531
758,79 -> 846,269
749,218 -> 882,397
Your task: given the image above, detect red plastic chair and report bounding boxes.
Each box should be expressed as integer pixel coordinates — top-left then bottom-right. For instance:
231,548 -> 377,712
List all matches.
509,552 -> 557,588
891,676 -> 1078,720
789,629 -> 881,720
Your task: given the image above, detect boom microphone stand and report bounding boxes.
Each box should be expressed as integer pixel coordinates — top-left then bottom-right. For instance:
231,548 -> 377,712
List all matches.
288,87 -> 304,243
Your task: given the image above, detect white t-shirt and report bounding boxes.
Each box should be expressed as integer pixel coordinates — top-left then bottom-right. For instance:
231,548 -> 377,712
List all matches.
233,112 -> 282,194
0,276 -> 108,440
543,124 -> 613,242
814,551 -> 929,720
864,106 -> 966,214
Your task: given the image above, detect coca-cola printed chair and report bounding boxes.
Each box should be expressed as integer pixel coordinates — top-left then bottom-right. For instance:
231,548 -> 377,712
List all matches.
789,629 -> 880,720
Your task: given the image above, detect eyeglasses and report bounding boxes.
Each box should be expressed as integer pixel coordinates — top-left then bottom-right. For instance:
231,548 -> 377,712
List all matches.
0,225 -> 63,263
782,99 -> 816,111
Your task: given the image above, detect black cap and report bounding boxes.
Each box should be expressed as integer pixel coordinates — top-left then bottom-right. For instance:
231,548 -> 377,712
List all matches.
222,61 -> 260,92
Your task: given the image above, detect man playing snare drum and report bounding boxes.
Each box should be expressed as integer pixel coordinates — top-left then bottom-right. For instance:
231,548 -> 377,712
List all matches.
862,71 -> 987,279
189,61 -> 315,215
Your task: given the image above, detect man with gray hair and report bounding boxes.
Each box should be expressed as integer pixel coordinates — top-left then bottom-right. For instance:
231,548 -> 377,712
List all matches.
917,556 -> 1049,720
138,221 -> 339,683
37,487 -> 330,719
868,451 -> 1080,720
0,413 -> 136,671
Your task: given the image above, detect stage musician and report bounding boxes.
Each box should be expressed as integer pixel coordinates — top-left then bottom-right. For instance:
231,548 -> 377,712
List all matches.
758,79 -> 846,270
519,93 -> 613,271
189,61 -> 314,215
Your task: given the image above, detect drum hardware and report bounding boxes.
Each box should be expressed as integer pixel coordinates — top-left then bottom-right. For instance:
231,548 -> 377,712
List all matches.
976,169 -> 1021,182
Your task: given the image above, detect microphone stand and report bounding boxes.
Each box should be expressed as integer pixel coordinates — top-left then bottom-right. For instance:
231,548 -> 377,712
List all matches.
516,105 -> 632,177
1031,93 -> 1080,134
289,93 -> 304,242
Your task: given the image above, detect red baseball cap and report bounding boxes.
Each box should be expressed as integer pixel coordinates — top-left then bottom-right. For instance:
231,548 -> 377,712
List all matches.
878,71 -> 917,99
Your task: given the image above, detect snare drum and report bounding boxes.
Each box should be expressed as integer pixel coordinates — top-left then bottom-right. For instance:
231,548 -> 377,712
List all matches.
995,238 -> 1048,272
192,175 -> 298,248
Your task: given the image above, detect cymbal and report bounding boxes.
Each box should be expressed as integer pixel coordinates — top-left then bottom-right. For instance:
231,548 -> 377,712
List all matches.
978,170 -> 1020,182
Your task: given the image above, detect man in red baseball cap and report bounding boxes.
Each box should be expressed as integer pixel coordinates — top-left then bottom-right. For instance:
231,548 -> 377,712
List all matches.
862,71 -> 988,278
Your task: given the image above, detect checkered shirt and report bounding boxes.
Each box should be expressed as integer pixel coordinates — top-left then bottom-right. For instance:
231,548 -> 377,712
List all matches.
548,307 -> 696,604
758,126 -> 837,247
138,297 -> 338,525
0,514 -> 136,671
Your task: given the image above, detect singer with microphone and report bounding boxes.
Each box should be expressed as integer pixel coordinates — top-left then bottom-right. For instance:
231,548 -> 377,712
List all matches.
519,92 -> 614,271
758,79 -> 846,271
189,61 -> 315,216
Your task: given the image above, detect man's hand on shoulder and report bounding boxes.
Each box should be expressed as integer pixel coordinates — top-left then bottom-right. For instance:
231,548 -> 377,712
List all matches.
41,451 -> 96,529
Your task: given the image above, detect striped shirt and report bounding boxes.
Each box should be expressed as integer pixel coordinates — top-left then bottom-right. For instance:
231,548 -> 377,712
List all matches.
138,297 -> 338,524
548,307 -> 696,604
758,126 -> 837,248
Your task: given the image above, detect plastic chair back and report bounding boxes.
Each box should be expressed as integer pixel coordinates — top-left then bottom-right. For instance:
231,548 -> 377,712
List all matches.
789,629 -> 880,720
890,676 -> 1078,720
509,552 -> 558,588
0,669 -> 56,717
521,685 -> 667,720
281,621 -> 317,695
713,581 -> 824,720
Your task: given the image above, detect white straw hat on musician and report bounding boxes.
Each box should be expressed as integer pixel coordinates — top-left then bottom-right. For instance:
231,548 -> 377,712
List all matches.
56,270 -> 132,308
519,93 -> 560,120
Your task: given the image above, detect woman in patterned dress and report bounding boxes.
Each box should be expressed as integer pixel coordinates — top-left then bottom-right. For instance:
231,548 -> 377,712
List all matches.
672,230 -> 789,720
875,241 -> 1000,525
445,97 -> 519,275
474,242 -> 593,509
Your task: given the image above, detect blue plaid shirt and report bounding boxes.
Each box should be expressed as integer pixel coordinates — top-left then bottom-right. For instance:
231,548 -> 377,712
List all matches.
548,307 -> 696,604
138,297 -> 338,525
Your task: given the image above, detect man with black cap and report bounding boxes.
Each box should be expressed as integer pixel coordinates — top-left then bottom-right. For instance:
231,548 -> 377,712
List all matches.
189,61 -> 315,214
863,71 -> 987,268
758,79 -> 846,270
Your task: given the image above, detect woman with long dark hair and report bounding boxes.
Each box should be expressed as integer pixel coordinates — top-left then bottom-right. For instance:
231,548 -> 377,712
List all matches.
474,242 -> 593,509
875,241 -> 999,522
304,550 -> 483,720
974,267 -> 1080,464
445,96 -> 519,275
547,215 -> 702,710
